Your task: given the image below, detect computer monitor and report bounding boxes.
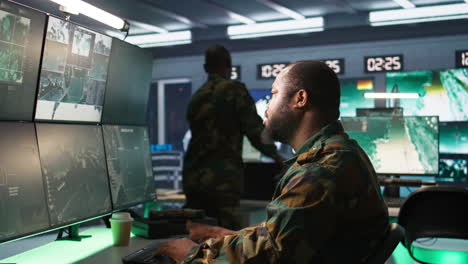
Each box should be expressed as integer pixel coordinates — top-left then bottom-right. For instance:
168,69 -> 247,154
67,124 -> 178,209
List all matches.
242,89 -> 294,162
0,122 -> 49,243
0,1 -> 46,121
102,125 -> 156,210
439,121 -> 468,154
35,123 -> 112,227
341,116 -> 439,175
35,16 -> 112,122
340,78 -> 375,117
439,155 -> 467,182
101,38 -> 152,125
386,69 -> 468,121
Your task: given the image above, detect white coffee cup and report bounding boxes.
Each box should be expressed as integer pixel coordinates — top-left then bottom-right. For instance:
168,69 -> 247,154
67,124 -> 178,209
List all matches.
109,212 -> 133,246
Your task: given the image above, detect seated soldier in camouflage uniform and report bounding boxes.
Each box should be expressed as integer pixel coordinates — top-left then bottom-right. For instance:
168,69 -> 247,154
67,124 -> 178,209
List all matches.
183,45 -> 284,230
156,60 -> 390,263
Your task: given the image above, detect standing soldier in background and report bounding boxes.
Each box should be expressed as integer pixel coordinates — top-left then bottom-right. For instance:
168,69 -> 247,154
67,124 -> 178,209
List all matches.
182,45 -> 284,230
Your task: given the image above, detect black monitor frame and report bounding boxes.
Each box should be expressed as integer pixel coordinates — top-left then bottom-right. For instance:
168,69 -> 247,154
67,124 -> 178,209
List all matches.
439,121 -> 468,155
100,124 -> 156,212
0,1 -> 47,121
34,122 -> 113,230
33,15 -> 113,124
0,121 -> 50,244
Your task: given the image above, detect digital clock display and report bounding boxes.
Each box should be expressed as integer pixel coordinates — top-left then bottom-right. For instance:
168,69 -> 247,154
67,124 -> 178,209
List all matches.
257,62 -> 289,79
321,58 -> 344,75
364,55 -> 403,73
455,50 -> 468,68
231,65 -> 241,80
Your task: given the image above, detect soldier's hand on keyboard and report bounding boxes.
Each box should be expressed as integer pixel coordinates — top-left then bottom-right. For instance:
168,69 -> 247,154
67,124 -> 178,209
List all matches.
154,238 -> 197,264
186,221 -> 239,243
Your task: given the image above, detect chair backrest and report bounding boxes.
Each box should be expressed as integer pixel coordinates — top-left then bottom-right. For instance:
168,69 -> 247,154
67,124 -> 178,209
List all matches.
366,223 -> 405,264
398,186 -> 468,248
151,151 -> 184,189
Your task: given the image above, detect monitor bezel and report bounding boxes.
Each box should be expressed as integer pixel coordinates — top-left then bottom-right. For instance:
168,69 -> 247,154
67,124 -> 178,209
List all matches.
0,0 -> 47,122
101,124 -> 156,212
33,15 -> 114,124
34,122 -> 114,229
439,121 -> 468,155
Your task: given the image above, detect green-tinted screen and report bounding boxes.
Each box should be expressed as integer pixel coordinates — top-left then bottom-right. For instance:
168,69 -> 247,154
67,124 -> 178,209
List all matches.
340,78 -> 375,117
439,122 -> 468,154
341,116 -> 439,175
386,69 -> 468,121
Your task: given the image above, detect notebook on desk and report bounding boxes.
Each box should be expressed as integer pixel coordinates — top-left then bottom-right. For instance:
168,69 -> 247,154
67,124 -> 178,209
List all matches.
122,240 -> 176,264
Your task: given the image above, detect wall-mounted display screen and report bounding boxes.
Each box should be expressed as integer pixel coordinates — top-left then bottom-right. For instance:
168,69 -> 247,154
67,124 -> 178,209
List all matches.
439,157 -> 467,181
439,122 -> 468,154
231,65 -> 241,80
455,50 -> 468,68
322,58 -> 344,75
35,16 -> 112,122
0,2 -> 46,121
365,55 -> 403,73
340,78 -> 374,117
341,116 -> 439,175
386,69 -> 468,121
102,38 -> 152,125
257,62 -> 288,80
0,122 -> 49,243
242,89 -> 294,162
36,123 -> 111,226
102,125 -> 155,210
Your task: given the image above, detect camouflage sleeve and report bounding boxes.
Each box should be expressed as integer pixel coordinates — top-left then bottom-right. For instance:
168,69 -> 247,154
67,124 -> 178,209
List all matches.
183,165 -> 338,263
234,83 -> 279,159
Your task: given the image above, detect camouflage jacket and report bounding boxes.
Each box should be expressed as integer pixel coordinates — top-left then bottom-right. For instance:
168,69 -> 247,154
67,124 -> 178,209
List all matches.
183,74 -> 278,195
184,120 -> 389,263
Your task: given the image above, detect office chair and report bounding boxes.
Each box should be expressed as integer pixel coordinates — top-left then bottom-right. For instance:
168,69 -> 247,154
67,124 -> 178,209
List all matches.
398,186 -> 468,264
366,223 -> 405,264
152,151 -> 183,189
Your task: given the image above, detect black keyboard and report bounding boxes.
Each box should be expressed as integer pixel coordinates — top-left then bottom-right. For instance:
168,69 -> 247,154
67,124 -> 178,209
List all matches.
122,240 -> 177,264
384,197 -> 406,208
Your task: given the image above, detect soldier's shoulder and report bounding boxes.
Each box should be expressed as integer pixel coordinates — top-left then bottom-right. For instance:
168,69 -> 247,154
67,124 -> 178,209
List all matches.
294,137 -> 362,172
217,79 -> 246,90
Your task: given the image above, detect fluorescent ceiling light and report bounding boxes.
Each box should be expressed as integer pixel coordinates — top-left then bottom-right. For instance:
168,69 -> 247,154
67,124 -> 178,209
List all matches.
392,0 -> 415,9
370,3 -> 468,26
138,40 -> 192,48
128,20 -> 168,34
364,93 -> 419,99
227,17 -> 324,39
255,0 -> 305,20
49,0 -> 126,30
126,31 -> 192,47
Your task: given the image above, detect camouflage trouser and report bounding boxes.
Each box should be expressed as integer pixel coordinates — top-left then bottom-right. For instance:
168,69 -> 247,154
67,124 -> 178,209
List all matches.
184,190 -> 241,230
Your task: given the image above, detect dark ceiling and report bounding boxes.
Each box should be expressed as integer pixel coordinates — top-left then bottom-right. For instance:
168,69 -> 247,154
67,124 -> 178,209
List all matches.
10,0 -> 468,57
11,0 -> 465,35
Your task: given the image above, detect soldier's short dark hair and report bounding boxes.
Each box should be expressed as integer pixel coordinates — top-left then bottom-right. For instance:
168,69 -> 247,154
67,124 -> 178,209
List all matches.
285,60 -> 341,120
204,45 -> 231,71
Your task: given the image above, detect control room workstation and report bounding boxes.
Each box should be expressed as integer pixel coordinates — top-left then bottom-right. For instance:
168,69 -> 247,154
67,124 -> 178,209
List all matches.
1,0 -> 468,263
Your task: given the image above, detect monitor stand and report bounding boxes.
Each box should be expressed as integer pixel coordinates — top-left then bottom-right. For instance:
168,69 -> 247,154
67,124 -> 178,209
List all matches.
382,175 -> 400,198
56,224 -> 91,242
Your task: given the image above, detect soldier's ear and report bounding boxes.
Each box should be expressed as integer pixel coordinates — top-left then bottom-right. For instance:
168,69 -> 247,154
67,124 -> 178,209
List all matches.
292,89 -> 308,109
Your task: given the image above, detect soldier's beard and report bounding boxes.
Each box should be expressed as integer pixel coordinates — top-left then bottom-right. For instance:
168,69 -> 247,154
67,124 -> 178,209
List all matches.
265,105 -> 300,144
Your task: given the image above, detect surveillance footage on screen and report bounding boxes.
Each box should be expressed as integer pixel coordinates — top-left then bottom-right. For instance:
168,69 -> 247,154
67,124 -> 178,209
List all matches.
35,17 -> 112,122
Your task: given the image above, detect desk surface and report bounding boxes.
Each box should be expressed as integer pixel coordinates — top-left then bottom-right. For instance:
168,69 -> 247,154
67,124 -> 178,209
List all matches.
0,226 -> 173,264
